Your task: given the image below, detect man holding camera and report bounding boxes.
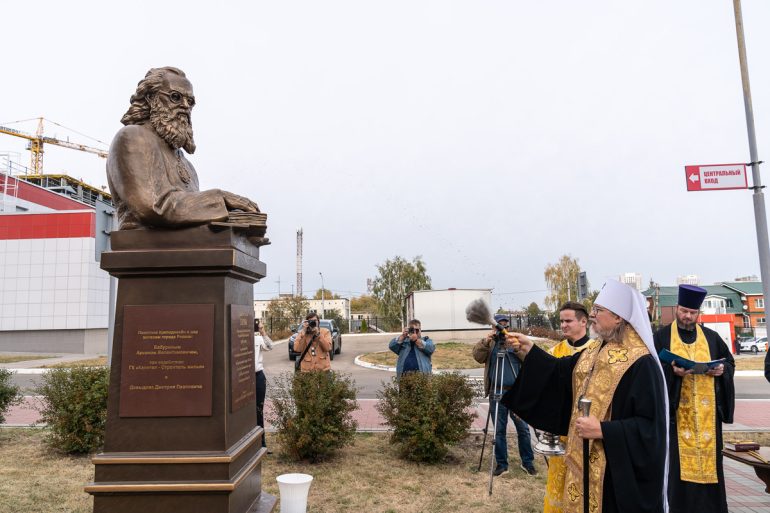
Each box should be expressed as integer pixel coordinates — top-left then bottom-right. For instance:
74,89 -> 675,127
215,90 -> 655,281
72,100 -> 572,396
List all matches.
293,312 -> 333,372
473,314 -> 536,477
388,319 -> 435,378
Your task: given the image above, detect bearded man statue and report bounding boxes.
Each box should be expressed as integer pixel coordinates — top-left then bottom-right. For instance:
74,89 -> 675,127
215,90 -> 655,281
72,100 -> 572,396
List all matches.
107,66 -> 260,230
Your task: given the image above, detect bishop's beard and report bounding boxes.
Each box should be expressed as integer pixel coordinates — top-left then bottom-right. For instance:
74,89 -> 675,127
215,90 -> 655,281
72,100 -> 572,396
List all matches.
149,100 -> 196,154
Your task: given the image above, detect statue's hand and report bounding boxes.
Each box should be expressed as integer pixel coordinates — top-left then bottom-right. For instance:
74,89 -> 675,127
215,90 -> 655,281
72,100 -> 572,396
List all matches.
223,191 -> 259,213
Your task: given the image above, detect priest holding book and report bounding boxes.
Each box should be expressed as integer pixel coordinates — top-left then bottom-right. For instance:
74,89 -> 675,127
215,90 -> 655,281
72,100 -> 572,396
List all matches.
653,284 -> 735,513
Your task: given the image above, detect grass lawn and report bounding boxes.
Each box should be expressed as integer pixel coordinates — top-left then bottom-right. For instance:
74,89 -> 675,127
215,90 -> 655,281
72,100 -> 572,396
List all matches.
359,339 -> 558,370
3,429 -> 770,513
359,341 -> 483,369
0,429 -> 547,513
40,357 -> 108,369
734,356 -> 767,371
0,355 -> 54,364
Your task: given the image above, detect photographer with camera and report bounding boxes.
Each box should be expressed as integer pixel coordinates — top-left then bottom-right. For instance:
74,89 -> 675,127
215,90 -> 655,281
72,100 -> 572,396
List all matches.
254,318 -> 273,452
388,319 -> 435,378
293,312 -> 333,372
473,314 -> 536,477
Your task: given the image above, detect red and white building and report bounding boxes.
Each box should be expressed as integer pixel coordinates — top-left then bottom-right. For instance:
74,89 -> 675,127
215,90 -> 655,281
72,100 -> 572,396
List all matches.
0,172 -> 111,353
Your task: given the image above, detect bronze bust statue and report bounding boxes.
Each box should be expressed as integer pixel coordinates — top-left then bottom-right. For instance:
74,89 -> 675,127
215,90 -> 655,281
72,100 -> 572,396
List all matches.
107,67 -> 267,243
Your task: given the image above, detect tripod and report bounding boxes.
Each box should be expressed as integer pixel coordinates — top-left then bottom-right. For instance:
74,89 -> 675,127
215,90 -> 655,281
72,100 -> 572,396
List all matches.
476,332 -> 519,495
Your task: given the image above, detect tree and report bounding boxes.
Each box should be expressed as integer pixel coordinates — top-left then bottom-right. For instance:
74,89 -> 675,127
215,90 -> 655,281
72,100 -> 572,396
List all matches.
264,295 -> 310,333
323,309 -> 349,334
351,295 -> 379,314
525,302 -> 542,317
313,288 -> 340,300
371,256 -> 432,330
525,301 -> 548,328
543,254 -> 583,309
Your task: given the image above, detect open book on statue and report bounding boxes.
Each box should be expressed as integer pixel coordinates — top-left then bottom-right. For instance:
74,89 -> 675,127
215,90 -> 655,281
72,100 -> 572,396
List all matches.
658,349 -> 726,375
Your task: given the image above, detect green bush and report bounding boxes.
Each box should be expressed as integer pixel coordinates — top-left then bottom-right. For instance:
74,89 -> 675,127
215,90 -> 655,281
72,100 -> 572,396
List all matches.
35,366 -> 109,454
0,368 -> 23,424
360,318 -> 368,333
269,371 -> 358,462
377,372 -> 476,463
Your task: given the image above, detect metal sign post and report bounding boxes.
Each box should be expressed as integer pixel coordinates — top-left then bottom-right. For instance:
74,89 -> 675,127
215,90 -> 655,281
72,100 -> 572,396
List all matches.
732,0 -> 770,325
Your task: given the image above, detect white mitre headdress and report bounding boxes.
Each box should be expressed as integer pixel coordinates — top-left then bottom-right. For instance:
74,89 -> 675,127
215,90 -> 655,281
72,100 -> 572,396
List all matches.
594,279 -> 669,512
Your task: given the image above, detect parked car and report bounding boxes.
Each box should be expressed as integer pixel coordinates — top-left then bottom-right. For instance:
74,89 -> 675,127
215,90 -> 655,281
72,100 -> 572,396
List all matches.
288,319 -> 342,360
739,337 -> 768,354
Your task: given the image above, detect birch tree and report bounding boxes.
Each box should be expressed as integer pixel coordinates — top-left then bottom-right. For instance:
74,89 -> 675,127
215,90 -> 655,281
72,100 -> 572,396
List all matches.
371,256 -> 432,330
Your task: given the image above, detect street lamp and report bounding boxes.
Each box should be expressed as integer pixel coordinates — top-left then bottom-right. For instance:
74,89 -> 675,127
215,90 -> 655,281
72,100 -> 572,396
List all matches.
319,272 -> 325,319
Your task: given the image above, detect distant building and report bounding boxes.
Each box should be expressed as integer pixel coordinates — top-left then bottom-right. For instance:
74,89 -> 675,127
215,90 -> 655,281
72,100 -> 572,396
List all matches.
253,297 -> 350,321
0,171 -> 112,353
642,280 -> 768,349
721,281 -> 766,337
677,275 -> 700,286
734,275 -> 760,282
620,273 -> 642,291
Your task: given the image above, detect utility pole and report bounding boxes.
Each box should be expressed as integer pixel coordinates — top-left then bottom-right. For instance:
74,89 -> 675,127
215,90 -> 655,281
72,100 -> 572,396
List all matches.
275,277 -> 280,297
732,0 -> 770,323
296,228 -> 303,297
319,272 -> 325,319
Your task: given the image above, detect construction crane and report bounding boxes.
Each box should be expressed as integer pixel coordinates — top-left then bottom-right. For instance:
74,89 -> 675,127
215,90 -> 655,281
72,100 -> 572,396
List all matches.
0,117 -> 108,175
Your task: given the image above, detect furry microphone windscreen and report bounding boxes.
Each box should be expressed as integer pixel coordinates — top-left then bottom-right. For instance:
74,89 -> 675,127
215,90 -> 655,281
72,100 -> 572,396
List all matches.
465,298 -> 493,326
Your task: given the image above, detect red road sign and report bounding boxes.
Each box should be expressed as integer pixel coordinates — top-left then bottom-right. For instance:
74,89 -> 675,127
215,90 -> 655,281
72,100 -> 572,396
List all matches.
685,163 -> 748,192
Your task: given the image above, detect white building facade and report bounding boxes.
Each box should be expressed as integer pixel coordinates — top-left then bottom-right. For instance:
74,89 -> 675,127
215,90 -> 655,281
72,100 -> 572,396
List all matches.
619,272 -> 642,291
0,173 -> 110,353
253,297 -> 350,321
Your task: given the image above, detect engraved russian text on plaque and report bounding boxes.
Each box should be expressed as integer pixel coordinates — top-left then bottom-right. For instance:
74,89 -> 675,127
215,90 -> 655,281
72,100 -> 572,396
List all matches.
230,305 -> 256,412
119,304 -> 215,417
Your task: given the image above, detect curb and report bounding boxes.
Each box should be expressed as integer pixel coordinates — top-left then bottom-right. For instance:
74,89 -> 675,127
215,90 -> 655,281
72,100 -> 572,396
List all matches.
735,370 -> 765,377
353,355 -> 396,373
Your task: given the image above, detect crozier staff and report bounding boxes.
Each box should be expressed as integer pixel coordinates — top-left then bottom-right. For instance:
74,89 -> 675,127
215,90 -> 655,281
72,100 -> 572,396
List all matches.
502,280 -> 668,513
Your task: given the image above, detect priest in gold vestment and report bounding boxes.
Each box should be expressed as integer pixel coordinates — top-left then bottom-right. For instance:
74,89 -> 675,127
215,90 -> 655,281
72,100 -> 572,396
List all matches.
543,301 -> 592,513
653,285 -> 734,513
503,280 -> 668,513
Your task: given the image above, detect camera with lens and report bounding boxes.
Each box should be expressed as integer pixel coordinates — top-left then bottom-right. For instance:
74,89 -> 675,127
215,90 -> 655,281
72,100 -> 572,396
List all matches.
306,319 -> 318,333
407,327 -> 417,334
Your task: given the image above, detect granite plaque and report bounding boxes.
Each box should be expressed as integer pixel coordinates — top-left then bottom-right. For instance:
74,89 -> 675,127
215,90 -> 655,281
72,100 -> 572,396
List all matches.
230,305 -> 256,412
119,304 -> 215,417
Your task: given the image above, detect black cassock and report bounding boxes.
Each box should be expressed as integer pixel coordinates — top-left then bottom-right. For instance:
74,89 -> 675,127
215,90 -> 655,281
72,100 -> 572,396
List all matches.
501,345 -> 666,513
653,324 -> 735,513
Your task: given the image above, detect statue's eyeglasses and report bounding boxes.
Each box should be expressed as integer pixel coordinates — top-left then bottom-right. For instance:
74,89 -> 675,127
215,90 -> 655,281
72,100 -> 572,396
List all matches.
156,89 -> 196,107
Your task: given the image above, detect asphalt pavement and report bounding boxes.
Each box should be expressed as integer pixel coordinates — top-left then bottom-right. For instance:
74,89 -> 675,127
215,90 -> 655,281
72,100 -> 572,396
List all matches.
4,334 -> 769,399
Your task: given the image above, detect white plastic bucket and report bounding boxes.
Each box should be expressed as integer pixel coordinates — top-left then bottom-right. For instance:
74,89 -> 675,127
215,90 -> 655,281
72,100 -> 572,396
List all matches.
276,473 -> 313,513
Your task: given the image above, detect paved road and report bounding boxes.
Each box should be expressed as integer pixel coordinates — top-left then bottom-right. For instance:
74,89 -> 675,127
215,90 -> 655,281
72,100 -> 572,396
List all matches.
8,335 -> 770,399
262,333 -> 401,399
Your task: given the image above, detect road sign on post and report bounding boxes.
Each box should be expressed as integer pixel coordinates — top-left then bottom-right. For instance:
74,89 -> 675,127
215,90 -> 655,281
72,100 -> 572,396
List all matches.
685,163 -> 748,192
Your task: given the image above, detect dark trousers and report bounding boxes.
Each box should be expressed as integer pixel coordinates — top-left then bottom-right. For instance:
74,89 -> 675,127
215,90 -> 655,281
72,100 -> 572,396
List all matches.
255,370 -> 267,448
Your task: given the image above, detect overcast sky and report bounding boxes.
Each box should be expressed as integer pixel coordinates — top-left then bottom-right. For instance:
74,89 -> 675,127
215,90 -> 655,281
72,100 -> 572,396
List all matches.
2,1 -> 769,310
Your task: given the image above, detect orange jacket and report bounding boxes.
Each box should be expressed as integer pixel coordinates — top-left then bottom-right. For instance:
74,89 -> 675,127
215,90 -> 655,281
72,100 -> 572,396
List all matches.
294,328 -> 333,372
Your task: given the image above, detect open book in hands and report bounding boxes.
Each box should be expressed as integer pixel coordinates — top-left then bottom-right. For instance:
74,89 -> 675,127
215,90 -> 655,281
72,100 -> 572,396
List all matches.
658,348 -> 726,375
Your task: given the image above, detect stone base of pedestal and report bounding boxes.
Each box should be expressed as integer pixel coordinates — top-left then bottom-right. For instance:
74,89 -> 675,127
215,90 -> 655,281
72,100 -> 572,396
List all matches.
86,226 -> 273,513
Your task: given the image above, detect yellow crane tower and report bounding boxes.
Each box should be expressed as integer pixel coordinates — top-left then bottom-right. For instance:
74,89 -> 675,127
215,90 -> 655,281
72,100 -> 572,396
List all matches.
0,117 -> 108,175
0,117 -> 111,205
